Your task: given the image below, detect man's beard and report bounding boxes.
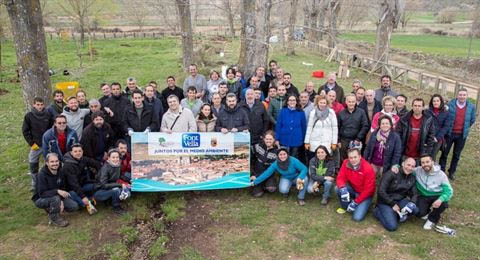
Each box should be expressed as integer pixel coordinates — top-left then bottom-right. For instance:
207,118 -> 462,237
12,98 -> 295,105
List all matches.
70,107 -> 78,112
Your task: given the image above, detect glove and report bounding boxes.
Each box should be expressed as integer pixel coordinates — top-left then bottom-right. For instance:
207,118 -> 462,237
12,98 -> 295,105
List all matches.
143,128 -> 150,134
128,129 -> 134,136
339,187 -> 350,202
347,201 -> 358,212
312,182 -> 320,192
31,143 -> 40,151
400,202 -> 417,215
296,179 -> 305,191
331,143 -> 337,151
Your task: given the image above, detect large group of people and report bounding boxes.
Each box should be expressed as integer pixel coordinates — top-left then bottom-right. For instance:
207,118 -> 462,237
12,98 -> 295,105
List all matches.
23,61 -> 475,232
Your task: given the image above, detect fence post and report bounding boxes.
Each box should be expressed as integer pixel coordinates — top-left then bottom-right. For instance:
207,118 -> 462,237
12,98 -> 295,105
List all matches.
113,32 -> 116,38
49,33 -> 52,40
454,81 -> 460,96
434,77 -> 440,93
418,73 -> 424,90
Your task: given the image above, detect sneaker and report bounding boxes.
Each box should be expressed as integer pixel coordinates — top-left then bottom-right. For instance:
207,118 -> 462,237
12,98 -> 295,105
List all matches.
119,189 -> 129,200
321,197 -> 328,205
297,199 -> 305,206
423,220 -> 435,230
252,191 -> 264,198
86,200 -> 97,215
49,214 -> 69,227
398,212 -> 408,223
448,172 -> 456,181
421,214 -> 429,220
113,206 -> 127,216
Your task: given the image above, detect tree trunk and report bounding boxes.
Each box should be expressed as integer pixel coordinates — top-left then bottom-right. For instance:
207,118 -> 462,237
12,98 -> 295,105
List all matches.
327,0 -> 340,48
472,2 -> 480,38
79,15 -> 85,46
287,0 -> 299,56
373,0 -> 405,63
237,0 -> 247,67
242,0 -> 272,78
304,0 -> 319,43
224,0 -> 236,37
176,0 -> 194,70
5,0 -> 51,111
317,0 -> 328,41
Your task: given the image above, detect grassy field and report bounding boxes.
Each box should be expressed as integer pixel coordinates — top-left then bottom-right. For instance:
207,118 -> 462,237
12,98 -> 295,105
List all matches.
340,33 -> 480,58
0,37 -> 479,259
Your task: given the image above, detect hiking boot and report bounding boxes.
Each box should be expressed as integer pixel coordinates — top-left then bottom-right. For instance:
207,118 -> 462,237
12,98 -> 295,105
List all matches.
252,191 -> 264,198
49,214 -> 69,227
297,199 -> 305,206
321,197 -> 329,205
423,220 -> 435,230
86,200 -> 97,215
113,206 -> 127,216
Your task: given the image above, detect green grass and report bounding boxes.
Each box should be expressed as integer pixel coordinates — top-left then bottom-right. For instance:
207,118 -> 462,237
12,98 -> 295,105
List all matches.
148,234 -> 169,258
340,33 -> 480,57
0,37 -> 479,259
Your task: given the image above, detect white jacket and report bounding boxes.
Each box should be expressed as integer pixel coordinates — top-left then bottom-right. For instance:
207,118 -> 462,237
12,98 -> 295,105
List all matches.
161,106 -> 197,133
304,108 -> 338,153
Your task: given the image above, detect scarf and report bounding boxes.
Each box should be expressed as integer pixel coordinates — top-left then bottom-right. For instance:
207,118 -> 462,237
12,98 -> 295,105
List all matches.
315,107 -> 329,121
277,156 -> 290,171
380,109 -> 397,124
376,129 -> 390,155
227,78 -> 237,85
433,107 -> 440,116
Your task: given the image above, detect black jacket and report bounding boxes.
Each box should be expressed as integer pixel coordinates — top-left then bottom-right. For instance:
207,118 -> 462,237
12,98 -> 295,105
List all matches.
358,99 -> 383,125
251,142 -> 278,176
215,105 -> 250,132
396,111 -> 435,156
285,83 -> 300,97
97,162 -> 122,190
144,97 -> 164,131
240,101 -> 269,144
377,169 -> 419,207
123,102 -> 159,133
22,108 -> 53,147
102,94 -> 131,130
161,86 -> 185,111
34,166 -> 67,200
62,152 -> 102,199
363,129 -> 402,171
319,82 -> 345,103
308,157 -> 336,183
396,107 -> 409,119
80,122 -> 115,160
337,107 -> 369,141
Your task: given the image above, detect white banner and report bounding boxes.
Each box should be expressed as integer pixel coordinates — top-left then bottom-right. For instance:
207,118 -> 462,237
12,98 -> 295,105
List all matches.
147,132 -> 235,156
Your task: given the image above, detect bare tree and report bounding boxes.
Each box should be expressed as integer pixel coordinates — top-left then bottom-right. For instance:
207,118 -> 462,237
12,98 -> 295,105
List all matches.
471,1 -> 480,38
119,0 -> 150,31
150,1 -> 180,33
5,0 -> 51,110
337,0 -> 369,29
373,0 -> 404,63
224,0 -> 236,37
241,0 -> 272,78
238,0 -> 247,67
303,0 -> 320,42
326,0 -> 340,48
176,0 -> 194,70
287,0 -> 299,56
57,0 -> 98,46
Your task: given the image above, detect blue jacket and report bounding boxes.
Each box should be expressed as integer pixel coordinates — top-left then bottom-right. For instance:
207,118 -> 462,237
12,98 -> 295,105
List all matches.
363,129 -> 402,171
425,107 -> 449,141
275,108 -> 307,147
446,99 -> 476,139
254,157 -> 308,185
42,126 -> 79,161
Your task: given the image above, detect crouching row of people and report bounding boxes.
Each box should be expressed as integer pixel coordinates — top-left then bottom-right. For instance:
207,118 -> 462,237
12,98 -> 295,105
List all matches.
32,141 -> 132,227
250,143 -> 453,232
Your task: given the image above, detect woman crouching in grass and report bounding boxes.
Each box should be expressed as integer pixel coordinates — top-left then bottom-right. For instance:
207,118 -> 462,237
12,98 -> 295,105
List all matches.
250,148 -> 308,206
307,145 -> 336,205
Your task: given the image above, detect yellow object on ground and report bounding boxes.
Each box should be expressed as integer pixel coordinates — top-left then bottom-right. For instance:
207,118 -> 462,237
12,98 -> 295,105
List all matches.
336,208 -> 346,214
55,82 -> 79,101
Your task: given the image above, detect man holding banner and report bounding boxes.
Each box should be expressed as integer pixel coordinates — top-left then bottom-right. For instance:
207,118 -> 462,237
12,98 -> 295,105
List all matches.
215,93 -> 250,134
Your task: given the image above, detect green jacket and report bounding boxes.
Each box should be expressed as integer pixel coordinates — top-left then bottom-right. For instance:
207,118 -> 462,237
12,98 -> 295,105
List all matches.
267,95 -> 286,125
414,165 -> 453,202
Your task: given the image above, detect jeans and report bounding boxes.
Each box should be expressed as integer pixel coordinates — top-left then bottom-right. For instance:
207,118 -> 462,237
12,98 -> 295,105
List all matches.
439,133 -> 467,175
94,188 -> 121,208
373,198 -> 418,231
279,176 -> 308,200
35,195 -> 79,215
335,185 -> 372,222
28,148 -> 43,174
416,195 -> 448,224
306,179 -> 333,199
69,183 -> 97,206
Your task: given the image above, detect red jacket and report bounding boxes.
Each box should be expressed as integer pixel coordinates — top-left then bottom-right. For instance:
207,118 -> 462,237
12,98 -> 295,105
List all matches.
117,152 -> 132,185
336,158 -> 376,204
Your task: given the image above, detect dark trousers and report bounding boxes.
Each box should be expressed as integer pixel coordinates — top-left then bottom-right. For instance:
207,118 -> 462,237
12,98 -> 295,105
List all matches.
416,195 -> 448,224
94,188 -> 121,208
439,133 -> 466,175
339,138 -> 352,163
374,198 -> 418,232
35,195 -> 79,216
252,175 -> 277,195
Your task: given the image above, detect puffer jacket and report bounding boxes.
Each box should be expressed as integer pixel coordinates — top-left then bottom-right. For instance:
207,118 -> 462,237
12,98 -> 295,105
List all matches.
215,105 -> 250,132
304,108 -> 338,153
196,116 -> 217,132
363,129 -> 402,171
41,126 -> 79,160
377,169 -> 418,206
275,107 -> 307,147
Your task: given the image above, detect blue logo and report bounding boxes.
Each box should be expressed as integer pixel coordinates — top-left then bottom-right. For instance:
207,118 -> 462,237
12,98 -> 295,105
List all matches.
182,133 -> 200,148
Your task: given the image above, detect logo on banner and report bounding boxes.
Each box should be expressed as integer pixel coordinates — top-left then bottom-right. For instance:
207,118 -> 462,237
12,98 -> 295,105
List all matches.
182,133 -> 200,148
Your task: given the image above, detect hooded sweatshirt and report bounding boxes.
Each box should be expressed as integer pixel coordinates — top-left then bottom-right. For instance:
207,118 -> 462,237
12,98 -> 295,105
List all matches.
22,108 -> 53,147
62,107 -> 90,140
414,165 -> 453,202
